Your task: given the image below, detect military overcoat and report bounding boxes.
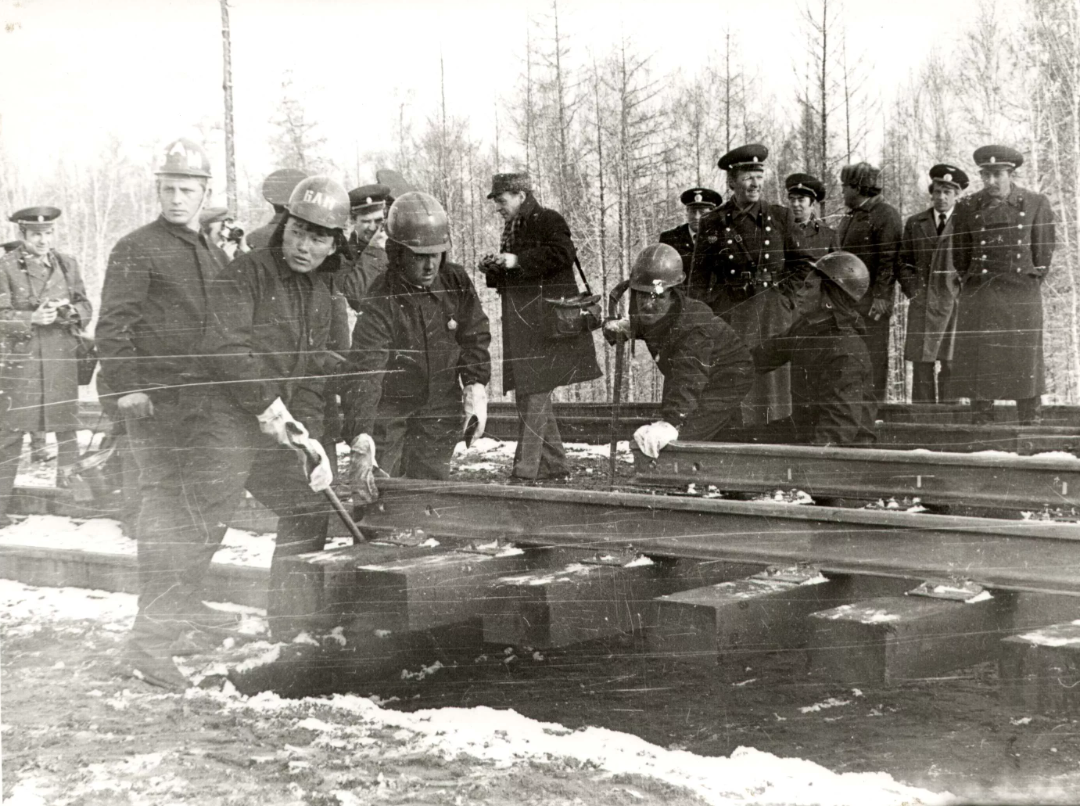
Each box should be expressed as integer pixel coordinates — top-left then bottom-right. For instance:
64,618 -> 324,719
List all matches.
0,246 -> 92,431
898,208 -> 960,363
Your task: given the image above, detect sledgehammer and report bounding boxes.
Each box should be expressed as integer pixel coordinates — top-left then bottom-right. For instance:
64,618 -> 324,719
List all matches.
285,423 -> 367,544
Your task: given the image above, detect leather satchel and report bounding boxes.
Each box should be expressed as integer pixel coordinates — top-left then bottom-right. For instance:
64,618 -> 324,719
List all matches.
543,257 -> 602,341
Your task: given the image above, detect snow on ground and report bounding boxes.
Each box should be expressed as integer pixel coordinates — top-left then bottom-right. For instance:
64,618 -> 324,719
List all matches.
0,579 -> 950,806
453,438 -> 635,471
0,515 -> 278,569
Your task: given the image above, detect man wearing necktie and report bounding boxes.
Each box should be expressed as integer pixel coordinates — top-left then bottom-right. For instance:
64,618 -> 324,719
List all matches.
898,164 -> 968,403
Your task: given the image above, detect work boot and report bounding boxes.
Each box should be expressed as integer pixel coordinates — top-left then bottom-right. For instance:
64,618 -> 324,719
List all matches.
185,599 -> 242,631
125,638 -> 189,691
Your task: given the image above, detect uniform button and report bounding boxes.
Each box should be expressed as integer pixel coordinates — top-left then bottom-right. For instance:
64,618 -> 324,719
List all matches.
764,240 -> 770,246
727,240 -> 733,245
980,240 -> 986,245
766,226 -> 772,232
764,254 -> 770,259
1017,240 -> 1022,245
725,227 -> 731,233
728,255 -> 734,260
981,254 -> 987,259
1017,254 -> 1023,259
1020,211 -> 1026,217
982,268 -> 988,274
730,269 -> 735,274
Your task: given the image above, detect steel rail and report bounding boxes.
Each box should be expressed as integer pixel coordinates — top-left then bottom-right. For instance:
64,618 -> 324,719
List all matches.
363,478 -> 1080,597
633,441 -> 1080,511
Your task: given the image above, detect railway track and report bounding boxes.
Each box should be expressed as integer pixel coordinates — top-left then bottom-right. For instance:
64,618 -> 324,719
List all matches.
633,440 -> 1080,513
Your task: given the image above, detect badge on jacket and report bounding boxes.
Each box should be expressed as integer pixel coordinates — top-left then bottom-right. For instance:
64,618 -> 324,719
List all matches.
447,317 -> 458,332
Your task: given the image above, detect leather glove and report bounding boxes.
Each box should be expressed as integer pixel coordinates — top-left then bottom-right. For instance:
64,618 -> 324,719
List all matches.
257,397 -> 308,446
462,383 -> 488,445
633,420 -> 679,459
349,433 -> 380,505
602,318 -> 631,346
31,300 -> 58,326
294,434 -> 333,492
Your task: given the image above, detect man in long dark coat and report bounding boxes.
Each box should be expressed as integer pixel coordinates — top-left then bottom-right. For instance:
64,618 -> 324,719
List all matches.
838,162 -> 902,403
483,173 -> 601,481
0,206 -> 92,525
951,145 -> 1055,424
659,187 -> 721,288
97,138 -> 229,689
898,164 -> 967,404
689,144 -> 799,427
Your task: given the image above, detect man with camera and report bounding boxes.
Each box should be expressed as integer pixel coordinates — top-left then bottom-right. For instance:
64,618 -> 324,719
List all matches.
199,206 -> 246,263
0,206 -> 93,526
482,172 -> 600,482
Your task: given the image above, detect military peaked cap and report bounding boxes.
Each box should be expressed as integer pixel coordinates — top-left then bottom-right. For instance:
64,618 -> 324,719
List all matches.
974,145 -> 1023,170
679,187 -> 722,208
929,163 -> 969,190
487,172 -> 533,199
785,173 -> 826,202
9,206 -> 61,230
717,144 -> 768,172
348,183 -> 392,215
199,206 -> 231,227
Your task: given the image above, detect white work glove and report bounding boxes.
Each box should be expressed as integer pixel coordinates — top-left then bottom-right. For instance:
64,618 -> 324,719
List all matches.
296,435 -> 333,492
257,397 -> 308,446
462,383 -> 488,445
349,433 -> 380,505
633,420 -> 679,459
500,253 -> 519,269
602,318 -> 631,346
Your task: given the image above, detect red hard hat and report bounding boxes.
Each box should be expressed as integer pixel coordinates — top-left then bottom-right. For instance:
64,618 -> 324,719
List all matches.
155,138 -> 212,178
285,176 -> 350,231
385,191 -> 450,254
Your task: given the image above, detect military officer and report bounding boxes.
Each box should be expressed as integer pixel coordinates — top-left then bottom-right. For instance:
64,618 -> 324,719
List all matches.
245,168 -> 309,251
0,207 -> 93,525
340,183 -> 392,310
689,144 -> 799,427
951,145 -> 1055,424
786,173 -> 838,259
659,187 -> 722,287
898,163 -> 968,404
837,162 -> 902,403
345,191 -> 491,485
97,137 -> 229,689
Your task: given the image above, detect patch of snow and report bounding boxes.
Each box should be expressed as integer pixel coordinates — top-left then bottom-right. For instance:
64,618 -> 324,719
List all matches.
799,698 -> 851,714
233,644 -> 281,673
401,660 -> 444,681
623,555 -> 654,568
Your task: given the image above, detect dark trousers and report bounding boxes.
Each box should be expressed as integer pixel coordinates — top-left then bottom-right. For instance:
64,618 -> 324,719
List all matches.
862,313 -> 891,403
513,391 -> 568,480
373,400 -> 461,481
0,429 -> 80,517
184,390 -> 330,627
911,360 -> 952,404
971,396 -> 1041,426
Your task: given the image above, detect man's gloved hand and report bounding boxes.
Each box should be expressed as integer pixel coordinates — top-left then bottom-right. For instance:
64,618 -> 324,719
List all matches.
868,297 -> 893,321
349,433 -> 380,505
462,383 -> 488,445
633,420 -> 679,459
292,434 -> 333,492
31,300 -> 58,326
602,317 -> 631,346
500,253 -> 519,269
117,392 -> 154,419
257,397 -> 308,446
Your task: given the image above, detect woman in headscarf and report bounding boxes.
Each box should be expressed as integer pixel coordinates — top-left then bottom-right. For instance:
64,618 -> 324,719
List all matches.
751,251 -> 876,446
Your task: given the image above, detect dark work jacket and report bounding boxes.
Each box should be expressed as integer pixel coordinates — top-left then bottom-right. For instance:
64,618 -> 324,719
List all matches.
838,195 -> 902,318
489,195 -> 601,395
346,259 -> 491,437
752,315 -> 876,446
198,248 -> 336,438
245,210 -> 285,252
0,247 -> 93,431
637,292 -> 753,426
338,240 -> 389,312
659,223 -> 696,287
689,201 -> 798,316
97,216 -> 225,399
950,184 -> 1055,399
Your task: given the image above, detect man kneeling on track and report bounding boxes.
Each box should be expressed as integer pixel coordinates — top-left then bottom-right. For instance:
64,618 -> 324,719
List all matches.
604,243 -> 754,459
751,251 -> 876,446
343,191 -> 491,503
190,176 -> 352,642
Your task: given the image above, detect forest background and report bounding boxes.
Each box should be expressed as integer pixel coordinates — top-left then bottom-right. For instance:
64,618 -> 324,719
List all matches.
1,0 -> 1077,406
